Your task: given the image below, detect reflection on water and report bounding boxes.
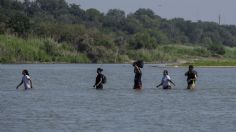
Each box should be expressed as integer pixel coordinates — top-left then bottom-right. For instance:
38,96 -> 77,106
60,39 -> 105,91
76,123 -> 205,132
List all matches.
0,64 -> 236,132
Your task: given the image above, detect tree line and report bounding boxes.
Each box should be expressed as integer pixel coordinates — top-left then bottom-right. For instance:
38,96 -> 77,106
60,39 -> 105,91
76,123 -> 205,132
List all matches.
1,0 -> 236,62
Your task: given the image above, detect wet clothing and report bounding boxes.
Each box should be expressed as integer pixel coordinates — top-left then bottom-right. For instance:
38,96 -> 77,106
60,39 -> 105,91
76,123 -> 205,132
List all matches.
133,66 -> 142,89
161,75 -> 172,89
185,70 -> 197,85
22,75 -> 31,89
95,74 -> 103,89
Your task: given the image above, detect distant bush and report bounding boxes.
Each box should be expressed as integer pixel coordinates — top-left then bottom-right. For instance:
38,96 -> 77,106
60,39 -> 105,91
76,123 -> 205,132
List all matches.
207,44 -> 226,55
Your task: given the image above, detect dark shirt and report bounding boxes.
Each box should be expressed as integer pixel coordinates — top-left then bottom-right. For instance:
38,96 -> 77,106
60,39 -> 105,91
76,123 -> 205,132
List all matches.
133,66 -> 142,89
95,74 -> 103,89
134,67 -> 142,81
185,70 -> 197,81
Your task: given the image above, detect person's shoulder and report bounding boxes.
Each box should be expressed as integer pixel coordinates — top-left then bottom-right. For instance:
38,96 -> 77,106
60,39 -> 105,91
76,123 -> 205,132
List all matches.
167,75 -> 171,79
26,75 -> 31,79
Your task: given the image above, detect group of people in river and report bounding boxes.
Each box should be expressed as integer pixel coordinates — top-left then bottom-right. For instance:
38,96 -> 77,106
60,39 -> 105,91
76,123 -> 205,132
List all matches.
132,60 -> 198,90
16,61 -> 198,90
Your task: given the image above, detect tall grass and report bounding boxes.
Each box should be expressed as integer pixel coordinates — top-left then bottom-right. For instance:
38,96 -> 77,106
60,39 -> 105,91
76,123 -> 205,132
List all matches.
224,47 -> 236,58
1,35 -> 236,65
127,45 -> 211,63
0,35 -> 90,63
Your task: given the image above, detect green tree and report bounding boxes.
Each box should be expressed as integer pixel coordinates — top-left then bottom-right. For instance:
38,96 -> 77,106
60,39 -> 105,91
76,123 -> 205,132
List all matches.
103,9 -> 126,30
36,0 -> 68,14
134,8 -> 155,18
130,32 -> 157,49
7,13 -> 31,35
85,8 -> 103,27
0,0 -> 11,8
133,9 -> 160,29
148,30 -> 168,44
86,8 -> 102,21
122,15 -> 142,34
0,13 -> 7,34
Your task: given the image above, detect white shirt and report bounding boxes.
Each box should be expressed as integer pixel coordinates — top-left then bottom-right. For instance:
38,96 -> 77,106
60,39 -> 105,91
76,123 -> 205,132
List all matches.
22,75 -> 31,89
162,75 -> 171,87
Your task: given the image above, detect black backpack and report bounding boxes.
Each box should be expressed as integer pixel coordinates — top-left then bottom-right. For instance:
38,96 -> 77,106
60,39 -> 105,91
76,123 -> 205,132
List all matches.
102,74 -> 107,84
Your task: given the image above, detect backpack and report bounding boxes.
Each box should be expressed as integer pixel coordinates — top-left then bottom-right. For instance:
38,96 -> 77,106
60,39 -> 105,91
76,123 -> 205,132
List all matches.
102,74 -> 107,84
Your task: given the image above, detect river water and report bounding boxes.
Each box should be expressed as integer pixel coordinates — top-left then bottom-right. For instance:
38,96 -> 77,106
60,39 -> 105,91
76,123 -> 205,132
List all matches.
0,64 -> 235,132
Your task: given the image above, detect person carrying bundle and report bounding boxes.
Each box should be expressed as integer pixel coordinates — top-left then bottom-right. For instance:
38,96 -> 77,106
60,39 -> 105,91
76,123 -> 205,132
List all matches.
133,60 -> 143,89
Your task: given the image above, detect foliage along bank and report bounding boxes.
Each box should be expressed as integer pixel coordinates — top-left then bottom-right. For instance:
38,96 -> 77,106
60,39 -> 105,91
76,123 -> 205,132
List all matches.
0,0 -> 236,64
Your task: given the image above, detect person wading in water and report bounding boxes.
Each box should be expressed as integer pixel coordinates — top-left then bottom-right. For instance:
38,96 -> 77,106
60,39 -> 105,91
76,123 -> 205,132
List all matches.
133,60 -> 143,89
185,65 -> 198,89
93,68 -> 106,89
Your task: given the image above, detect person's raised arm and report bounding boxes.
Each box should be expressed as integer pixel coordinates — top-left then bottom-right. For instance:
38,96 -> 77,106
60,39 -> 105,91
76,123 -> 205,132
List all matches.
135,65 -> 141,73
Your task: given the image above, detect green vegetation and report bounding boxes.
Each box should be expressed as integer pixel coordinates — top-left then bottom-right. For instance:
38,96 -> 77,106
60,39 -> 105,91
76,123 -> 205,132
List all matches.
0,35 -> 89,63
0,0 -> 236,65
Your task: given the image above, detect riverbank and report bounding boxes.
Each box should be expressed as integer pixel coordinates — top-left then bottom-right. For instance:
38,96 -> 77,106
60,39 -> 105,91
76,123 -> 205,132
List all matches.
177,60 -> 236,67
1,34 -> 236,65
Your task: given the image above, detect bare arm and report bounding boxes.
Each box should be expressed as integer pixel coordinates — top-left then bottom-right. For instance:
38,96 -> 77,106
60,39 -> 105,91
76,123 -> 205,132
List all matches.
30,79 -> 33,88
16,80 -> 23,89
156,82 -> 163,88
135,65 -> 141,73
94,76 -> 102,87
95,78 -> 102,87
169,80 -> 175,86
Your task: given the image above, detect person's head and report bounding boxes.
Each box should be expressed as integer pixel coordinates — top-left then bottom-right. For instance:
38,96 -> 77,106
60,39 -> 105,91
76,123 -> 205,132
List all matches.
22,69 -> 29,75
97,68 -> 103,74
189,65 -> 194,71
163,70 -> 168,75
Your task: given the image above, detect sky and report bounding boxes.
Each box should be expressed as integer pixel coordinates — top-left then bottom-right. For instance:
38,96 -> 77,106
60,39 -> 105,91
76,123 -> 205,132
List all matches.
66,0 -> 236,25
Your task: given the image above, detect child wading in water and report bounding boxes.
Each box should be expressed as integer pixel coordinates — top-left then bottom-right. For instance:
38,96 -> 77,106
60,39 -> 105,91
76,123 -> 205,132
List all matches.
156,70 -> 175,89
16,69 -> 33,90
93,68 -> 106,89
185,65 -> 198,89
